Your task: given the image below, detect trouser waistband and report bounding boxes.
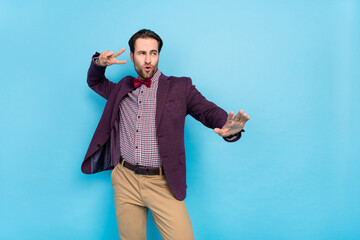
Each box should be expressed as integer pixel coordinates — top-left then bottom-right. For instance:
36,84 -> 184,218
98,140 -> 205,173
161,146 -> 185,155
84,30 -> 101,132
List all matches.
120,158 -> 164,175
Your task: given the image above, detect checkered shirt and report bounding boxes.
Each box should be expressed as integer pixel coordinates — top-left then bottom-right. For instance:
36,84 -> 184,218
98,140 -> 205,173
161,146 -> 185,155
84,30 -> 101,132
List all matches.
119,70 -> 162,167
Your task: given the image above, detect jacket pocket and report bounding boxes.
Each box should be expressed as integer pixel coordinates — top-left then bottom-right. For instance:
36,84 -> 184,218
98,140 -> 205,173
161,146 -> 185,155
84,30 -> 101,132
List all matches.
179,152 -> 185,165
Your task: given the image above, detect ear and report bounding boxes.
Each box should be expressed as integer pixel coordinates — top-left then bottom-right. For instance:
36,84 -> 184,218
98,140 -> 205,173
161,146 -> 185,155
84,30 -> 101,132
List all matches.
130,52 -> 134,62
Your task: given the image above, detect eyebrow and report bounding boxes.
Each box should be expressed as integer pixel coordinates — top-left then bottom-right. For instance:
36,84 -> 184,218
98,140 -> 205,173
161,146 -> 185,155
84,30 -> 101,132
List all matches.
137,50 -> 158,53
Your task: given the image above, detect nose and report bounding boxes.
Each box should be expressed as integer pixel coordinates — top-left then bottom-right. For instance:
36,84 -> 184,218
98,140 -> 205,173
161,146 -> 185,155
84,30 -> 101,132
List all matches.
145,54 -> 151,64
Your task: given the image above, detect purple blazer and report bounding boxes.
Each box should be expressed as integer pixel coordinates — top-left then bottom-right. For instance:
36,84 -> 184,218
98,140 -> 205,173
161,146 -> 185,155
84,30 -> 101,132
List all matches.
81,53 -> 242,200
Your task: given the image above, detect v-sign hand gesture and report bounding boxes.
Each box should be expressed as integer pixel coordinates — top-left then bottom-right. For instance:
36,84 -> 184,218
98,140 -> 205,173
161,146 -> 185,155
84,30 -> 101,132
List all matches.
98,48 -> 127,67
214,110 -> 251,137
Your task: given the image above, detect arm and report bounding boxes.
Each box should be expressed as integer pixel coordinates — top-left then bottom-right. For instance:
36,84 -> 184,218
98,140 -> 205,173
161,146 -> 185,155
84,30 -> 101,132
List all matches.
185,78 -> 250,142
186,78 -> 228,129
87,49 -> 127,100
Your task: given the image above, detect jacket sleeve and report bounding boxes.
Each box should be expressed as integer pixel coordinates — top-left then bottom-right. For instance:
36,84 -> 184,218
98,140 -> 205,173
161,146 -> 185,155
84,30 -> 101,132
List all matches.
185,77 -> 227,129
87,52 -> 117,100
185,78 -> 242,142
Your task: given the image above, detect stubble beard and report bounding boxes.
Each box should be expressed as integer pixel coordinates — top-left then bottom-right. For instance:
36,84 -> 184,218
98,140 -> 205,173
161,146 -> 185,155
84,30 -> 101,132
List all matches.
136,65 -> 158,80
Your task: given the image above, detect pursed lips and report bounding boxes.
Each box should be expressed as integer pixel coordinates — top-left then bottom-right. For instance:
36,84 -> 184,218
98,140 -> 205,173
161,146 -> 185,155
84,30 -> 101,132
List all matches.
144,66 -> 152,71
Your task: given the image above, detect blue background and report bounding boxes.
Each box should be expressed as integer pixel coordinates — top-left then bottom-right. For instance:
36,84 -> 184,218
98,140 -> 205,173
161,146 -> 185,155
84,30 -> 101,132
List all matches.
1,0 -> 359,239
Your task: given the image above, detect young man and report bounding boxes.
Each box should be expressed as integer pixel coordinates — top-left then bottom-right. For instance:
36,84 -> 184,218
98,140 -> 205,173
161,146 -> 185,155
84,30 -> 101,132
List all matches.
82,29 -> 250,240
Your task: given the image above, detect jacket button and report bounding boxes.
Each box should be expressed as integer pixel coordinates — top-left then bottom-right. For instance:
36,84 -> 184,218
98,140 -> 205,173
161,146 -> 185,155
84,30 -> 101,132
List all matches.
97,144 -> 101,148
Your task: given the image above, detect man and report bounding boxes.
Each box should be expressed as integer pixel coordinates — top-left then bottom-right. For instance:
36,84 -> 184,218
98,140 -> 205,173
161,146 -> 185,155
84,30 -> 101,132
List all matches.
82,29 -> 250,240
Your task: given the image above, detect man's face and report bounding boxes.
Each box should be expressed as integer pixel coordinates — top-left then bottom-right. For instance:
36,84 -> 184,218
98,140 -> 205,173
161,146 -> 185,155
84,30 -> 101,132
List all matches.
130,38 -> 159,80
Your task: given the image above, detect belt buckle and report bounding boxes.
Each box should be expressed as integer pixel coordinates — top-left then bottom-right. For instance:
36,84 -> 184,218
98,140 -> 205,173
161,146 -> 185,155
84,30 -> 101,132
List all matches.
134,163 -> 140,174
134,164 -> 149,175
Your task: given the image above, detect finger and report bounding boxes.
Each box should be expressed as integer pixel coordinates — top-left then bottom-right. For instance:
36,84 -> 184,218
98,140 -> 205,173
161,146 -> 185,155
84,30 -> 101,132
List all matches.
233,110 -> 244,121
113,59 -> 127,64
106,51 -> 114,58
214,128 -> 223,135
101,50 -> 110,57
215,128 -> 234,137
100,51 -> 112,61
227,111 -> 234,122
113,48 -> 126,58
239,113 -> 248,121
99,50 -> 107,60
240,114 -> 251,124
105,59 -> 114,66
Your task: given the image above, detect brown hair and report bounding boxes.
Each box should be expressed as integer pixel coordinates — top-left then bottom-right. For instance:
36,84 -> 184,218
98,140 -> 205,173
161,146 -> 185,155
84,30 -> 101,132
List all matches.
128,29 -> 163,54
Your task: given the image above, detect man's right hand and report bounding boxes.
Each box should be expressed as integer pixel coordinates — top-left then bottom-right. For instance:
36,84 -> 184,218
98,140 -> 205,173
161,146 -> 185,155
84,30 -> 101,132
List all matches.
97,48 -> 127,67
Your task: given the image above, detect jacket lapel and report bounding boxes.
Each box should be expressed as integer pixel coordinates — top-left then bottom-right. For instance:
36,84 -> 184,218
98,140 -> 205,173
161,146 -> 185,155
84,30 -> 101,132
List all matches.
156,73 -> 170,128
116,76 -> 135,103
111,76 -> 135,124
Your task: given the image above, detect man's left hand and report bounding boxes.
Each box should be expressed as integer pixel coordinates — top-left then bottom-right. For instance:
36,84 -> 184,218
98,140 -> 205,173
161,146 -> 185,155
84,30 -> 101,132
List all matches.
214,110 -> 251,137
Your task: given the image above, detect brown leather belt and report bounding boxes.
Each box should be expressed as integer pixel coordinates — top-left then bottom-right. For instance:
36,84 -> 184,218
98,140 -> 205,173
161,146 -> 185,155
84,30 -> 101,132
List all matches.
120,158 -> 164,175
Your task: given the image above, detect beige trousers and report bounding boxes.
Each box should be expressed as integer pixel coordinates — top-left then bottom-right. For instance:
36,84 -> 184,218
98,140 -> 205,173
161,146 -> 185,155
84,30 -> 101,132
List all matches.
111,162 -> 195,240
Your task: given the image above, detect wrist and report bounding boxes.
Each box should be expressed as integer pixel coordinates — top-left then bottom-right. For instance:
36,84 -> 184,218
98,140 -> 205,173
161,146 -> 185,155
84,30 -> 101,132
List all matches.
93,56 -> 106,67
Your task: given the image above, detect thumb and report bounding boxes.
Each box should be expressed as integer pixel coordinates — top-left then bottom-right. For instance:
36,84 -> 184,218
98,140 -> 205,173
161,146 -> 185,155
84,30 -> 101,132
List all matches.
214,128 -> 221,134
